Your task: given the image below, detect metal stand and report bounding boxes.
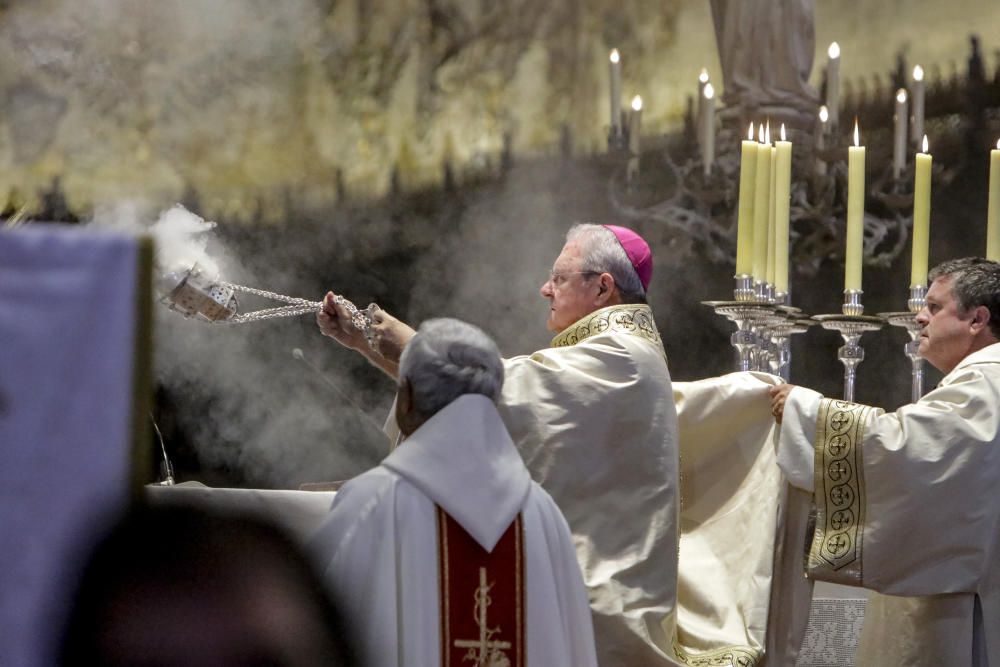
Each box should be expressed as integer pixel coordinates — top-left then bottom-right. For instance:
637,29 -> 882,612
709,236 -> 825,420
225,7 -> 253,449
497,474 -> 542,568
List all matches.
703,274 -> 777,373
767,306 -> 813,381
813,290 -> 884,402
877,285 -> 927,403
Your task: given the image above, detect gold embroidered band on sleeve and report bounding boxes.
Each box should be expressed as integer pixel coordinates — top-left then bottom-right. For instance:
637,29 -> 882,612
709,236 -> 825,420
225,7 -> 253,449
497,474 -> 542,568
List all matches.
808,398 -> 875,585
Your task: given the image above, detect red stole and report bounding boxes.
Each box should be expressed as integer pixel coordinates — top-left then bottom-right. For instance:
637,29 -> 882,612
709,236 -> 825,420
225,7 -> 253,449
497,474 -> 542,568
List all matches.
437,506 -> 524,667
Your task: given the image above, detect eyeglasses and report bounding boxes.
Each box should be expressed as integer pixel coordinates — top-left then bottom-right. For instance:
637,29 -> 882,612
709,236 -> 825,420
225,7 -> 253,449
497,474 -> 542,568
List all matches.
545,270 -> 600,287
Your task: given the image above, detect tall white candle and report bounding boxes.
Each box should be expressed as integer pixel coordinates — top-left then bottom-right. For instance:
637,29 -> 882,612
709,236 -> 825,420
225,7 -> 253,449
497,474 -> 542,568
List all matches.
702,83 -> 716,176
911,136 -> 932,287
697,68 -> 709,150
735,123 -> 758,276
911,65 -> 925,147
845,120 -> 865,292
893,89 -> 909,180
987,139 -> 1000,261
752,124 -> 772,282
826,42 -> 841,128
815,105 -> 829,176
628,95 -> 642,155
609,49 -> 622,138
774,124 -> 793,295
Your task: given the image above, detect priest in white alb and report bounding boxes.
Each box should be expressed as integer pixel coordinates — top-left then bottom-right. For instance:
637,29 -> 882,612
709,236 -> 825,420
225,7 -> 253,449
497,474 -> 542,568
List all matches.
771,257 -> 1000,665
311,318 -> 597,666
317,224 -> 681,665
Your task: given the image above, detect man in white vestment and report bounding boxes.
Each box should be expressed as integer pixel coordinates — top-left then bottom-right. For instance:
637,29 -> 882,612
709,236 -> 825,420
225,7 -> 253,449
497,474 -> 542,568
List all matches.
317,224 -> 681,665
770,257 -> 1000,666
310,318 -> 598,667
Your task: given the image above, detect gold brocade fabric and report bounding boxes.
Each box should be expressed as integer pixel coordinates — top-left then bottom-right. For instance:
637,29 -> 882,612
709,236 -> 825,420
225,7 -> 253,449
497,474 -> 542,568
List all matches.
672,372 -> 804,667
672,642 -> 761,667
550,304 -> 665,355
808,399 -> 876,586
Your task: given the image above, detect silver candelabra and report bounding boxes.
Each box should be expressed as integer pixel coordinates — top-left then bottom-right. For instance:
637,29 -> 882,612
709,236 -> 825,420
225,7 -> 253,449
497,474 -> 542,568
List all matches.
813,289 -> 884,402
704,274 -> 812,375
878,284 -> 927,403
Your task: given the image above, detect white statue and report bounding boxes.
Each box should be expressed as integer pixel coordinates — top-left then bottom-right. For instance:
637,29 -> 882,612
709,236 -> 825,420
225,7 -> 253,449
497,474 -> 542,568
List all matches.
710,0 -> 820,127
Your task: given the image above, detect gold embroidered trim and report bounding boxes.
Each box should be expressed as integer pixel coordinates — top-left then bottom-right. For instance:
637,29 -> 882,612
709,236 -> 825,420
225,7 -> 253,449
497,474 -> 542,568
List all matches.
673,642 -> 761,667
550,304 -> 663,350
807,399 -> 874,585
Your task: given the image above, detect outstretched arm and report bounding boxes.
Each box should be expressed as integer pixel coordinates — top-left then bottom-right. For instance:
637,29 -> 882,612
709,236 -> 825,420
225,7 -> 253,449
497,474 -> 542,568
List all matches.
316,292 -> 415,378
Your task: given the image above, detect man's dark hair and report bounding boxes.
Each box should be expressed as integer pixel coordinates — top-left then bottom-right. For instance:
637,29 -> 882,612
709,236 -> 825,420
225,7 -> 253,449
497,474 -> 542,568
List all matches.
58,502 -> 357,666
928,257 -> 1000,339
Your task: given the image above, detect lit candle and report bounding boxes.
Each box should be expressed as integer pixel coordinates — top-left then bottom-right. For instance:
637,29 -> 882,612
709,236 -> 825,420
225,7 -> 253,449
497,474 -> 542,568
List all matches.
774,124 -> 793,294
893,89 -> 909,180
767,129 -> 777,287
628,95 -> 642,155
911,135 -> 932,287
845,120 -> 865,292
815,106 -> 829,176
911,65 -> 925,147
752,123 -> 772,283
697,68 -> 709,149
826,42 -> 841,128
609,49 -> 622,138
702,83 -> 716,176
735,123 -> 758,276
989,140 -> 1000,261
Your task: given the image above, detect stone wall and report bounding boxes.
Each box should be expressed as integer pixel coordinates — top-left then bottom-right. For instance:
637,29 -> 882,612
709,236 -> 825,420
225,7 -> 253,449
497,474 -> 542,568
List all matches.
0,0 -> 996,217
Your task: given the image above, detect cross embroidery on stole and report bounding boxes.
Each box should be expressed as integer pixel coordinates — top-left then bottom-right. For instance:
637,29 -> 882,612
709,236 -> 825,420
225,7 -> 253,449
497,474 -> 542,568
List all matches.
437,507 -> 524,667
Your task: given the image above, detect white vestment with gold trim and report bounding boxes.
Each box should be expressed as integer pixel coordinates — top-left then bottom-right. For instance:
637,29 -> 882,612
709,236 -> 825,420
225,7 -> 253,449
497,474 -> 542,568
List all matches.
497,304 -> 681,666
311,395 -> 597,667
673,372 -> 814,667
777,342 -> 1000,666
500,307 -> 810,667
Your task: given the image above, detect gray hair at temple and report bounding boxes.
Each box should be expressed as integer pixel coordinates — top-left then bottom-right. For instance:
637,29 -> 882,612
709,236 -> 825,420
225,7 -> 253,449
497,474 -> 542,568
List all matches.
566,223 -> 647,303
398,318 -> 504,421
929,257 -> 1000,339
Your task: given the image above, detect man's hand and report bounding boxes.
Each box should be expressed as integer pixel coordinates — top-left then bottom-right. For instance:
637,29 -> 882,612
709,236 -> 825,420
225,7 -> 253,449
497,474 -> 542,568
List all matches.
369,309 -> 416,363
317,292 -> 369,352
769,384 -> 796,424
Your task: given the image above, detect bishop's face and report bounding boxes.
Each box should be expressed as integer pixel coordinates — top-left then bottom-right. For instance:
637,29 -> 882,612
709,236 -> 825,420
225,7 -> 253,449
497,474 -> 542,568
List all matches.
916,277 -> 979,374
539,239 -> 600,333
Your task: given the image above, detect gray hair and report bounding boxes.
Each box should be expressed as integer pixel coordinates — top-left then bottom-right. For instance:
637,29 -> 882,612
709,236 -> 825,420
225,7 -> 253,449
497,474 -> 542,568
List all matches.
398,318 -> 504,421
929,257 -> 1000,339
566,223 -> 647,303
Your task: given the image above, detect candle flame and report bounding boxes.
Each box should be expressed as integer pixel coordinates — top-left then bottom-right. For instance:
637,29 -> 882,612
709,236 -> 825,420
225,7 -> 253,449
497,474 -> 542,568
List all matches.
748,122 -> 755,141
610,49 -> 620,63
780,123 -> 787,142
704,82 -> 714,100
631,95 -> 642,111
853,119 -> 860,147
765,122 -> 771,145
699,68 -> 709,83
896,88 -> 908,103
913,65 -> 924,82
923,134 -> 929,153
828,41 -> 840,59
758,124 -> 765,143
819,105 -> 829,122
996,138 -> 1000,150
